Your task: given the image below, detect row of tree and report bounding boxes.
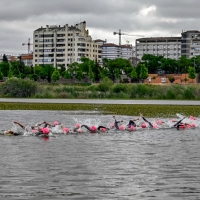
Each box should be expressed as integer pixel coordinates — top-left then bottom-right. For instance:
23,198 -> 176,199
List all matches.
0,54 -> 198,83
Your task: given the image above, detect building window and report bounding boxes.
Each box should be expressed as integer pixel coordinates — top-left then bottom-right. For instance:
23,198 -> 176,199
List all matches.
161,78 -> 166,83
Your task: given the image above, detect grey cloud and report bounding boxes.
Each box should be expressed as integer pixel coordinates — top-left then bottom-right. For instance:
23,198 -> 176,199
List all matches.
0,0 -> 200,54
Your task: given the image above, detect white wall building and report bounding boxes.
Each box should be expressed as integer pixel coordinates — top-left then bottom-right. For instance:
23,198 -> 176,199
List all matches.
135,30 -> 200,62
181,30 -> 200,58
136,37 -> 181,61
101,43 -> 133,60
33,21 -> 102,68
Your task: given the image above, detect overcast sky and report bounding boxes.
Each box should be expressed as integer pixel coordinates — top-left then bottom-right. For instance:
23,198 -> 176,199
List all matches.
1,0 -> 199,55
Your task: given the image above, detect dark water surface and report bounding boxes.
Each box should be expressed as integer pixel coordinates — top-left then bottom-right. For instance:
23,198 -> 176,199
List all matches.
0,111 -> 200,200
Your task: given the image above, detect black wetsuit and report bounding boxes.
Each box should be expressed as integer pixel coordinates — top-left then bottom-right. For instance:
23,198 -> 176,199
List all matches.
173,117 -> 186,130
128,120 -> 136,127
81,125 -> 90,131
13,132 -> 21,136
114,119 -> 121,130
141,117 -> 153,128
97,126 -> 107,131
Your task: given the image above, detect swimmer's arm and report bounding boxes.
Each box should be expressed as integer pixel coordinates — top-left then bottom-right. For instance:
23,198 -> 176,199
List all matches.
14,121 -> 29,131
14,121 -> 25,129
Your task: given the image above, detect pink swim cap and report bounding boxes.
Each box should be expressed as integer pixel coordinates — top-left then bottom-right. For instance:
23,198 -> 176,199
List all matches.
54,121 -> 59,125
77,128 -> 83,133
63,128 -> 69,133
156,120 -> 162,125
43,127 -> 50,134
75,123 -> 80,128
90,125 -> 97,131
190,116 -> 196,120
129,126 -> 135,131
153,123 -> 158,129
191,123 -> 196,128
119,125 -> 125,130
100,128 -> 107,132
141,123 -> 146,128
110,123 -> 115,128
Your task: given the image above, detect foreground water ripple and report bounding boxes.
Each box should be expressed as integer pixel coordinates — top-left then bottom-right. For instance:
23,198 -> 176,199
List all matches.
0,110 -> 200,199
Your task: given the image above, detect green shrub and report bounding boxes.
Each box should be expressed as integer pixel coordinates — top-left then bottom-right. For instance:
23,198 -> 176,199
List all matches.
166,90 -> 176,99
98,77 -> 113,92
182,87 -> 195,99
136,84 -> 149,98
112,83 -> 128,93
87,84 -> 98,92
0,77 -> 38,97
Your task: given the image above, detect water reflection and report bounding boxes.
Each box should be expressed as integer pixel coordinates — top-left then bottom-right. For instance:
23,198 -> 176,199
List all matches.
0,110 -> 200,199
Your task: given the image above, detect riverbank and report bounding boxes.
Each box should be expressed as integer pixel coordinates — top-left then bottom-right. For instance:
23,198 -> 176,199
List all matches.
0,101 -> 199,117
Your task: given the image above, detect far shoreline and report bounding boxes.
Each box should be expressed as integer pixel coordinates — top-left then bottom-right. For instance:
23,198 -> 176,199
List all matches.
0,99 -> 199,117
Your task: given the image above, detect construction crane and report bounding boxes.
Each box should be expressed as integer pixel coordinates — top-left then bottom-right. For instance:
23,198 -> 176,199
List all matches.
113,29 -> 144,46
22,38 -> 33,54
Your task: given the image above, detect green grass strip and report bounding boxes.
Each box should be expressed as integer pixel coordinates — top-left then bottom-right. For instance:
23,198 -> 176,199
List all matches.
0,102 -> 199,117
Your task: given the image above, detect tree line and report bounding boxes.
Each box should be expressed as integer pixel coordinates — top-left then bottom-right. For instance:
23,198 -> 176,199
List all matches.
0,54 -> 198,83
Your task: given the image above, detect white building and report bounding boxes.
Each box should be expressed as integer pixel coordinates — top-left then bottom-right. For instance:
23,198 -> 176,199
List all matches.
101,43 -> 133,60
135,30 -> 200,62
181,30 -> 200,58
33,21 -> 102,67
136,37 -> 181,61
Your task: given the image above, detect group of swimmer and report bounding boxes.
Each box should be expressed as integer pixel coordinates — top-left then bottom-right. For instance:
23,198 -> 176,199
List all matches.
2,113 -> 198,137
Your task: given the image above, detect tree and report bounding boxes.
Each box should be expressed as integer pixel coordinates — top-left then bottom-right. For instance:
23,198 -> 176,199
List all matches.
130,68 -> 138,81
0,70 -> 3,81
51,70 -> 60,82
139,64 -> 148,83
2,54 -> 8,63
102,58 -> 125,82
141,54 -> 164,73
39,65 -> 54,82
8,63 -> 14,78
168,76 -> 175,84
98,77 -> 113,92
64,70 -> 71,79
68,62 -> 80,77
76,70 -> 84,81
188,66 -> 196,82
0,62 -> 9,77
88,65 -> 94,82
18,56 -> 25,74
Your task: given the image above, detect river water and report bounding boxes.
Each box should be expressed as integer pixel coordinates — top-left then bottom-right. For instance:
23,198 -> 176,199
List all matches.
0,110 -> 200,200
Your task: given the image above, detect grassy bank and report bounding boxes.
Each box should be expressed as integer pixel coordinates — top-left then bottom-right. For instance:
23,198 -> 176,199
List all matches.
1,78 -> 200,100
0,102 -> 199,117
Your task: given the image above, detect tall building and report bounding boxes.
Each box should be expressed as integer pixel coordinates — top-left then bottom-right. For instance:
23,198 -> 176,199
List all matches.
135,30 -> 200,62
181,30 -> 200,58
101,43 -> 133,60
33,21 -> 102,68
136,37 -> 181,61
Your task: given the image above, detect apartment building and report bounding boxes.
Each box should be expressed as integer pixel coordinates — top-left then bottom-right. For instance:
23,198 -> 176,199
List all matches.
101,43 -> 133,60
21,54 -> 33,66
33,21 -> 102,68
181,30 -> 200,58
136,37 -> 181,61
135,30 -> 200,62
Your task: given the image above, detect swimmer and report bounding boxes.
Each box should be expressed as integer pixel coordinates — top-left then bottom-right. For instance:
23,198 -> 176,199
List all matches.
73,123 -> 81,132
113,116 -> 123,130
172,116 -> 193,130
3,121 -> 28,136
140,114 -> 153,128
61,125 -> 70,134
127,117 -> 140,127
81,125 -> 98,133
97,126 -> 110,132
